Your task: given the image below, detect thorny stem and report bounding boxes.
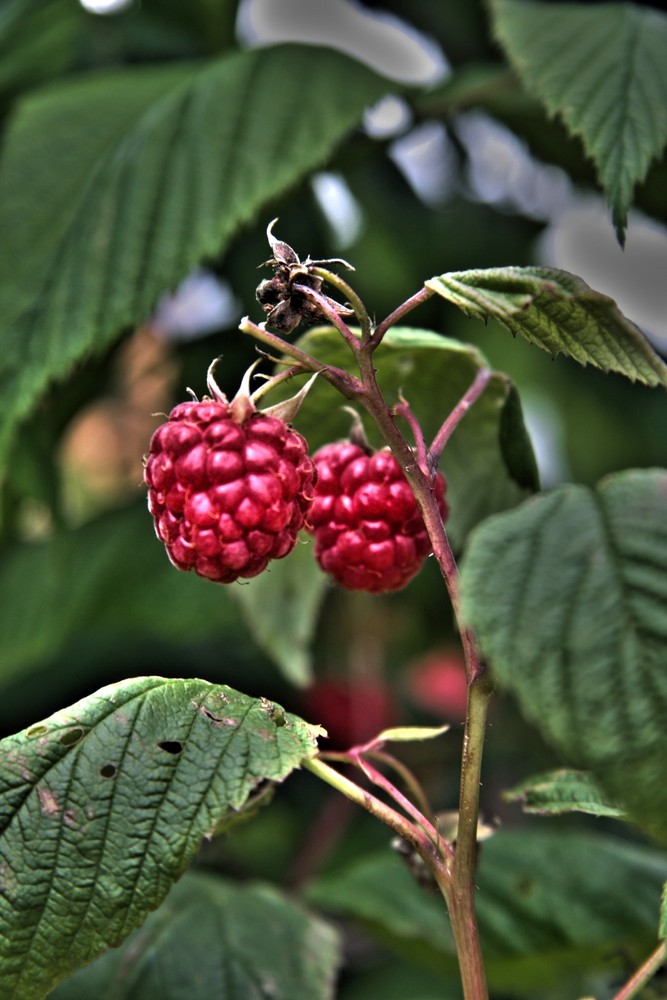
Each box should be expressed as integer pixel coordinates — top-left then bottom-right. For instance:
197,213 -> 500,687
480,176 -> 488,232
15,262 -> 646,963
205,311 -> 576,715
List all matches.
370,285 -> 435,348
293,282 -> 361,354
393,397 -> 430,475
303,758 -> 439,864
310,266 -> 372,342
244,278 -> 492,998
368,750 -> 437,831
609,942 -> 667,1000
239,317 -> 363,401
430,368 -> 493,464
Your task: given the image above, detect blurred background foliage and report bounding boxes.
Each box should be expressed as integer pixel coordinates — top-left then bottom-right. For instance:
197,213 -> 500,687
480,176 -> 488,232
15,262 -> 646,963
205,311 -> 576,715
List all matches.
1,1 -> 666,997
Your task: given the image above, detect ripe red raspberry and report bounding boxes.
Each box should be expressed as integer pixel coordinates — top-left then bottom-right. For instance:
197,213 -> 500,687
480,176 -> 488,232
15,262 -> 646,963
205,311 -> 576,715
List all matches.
144,392 -> 315,584
307,442 -> 447,593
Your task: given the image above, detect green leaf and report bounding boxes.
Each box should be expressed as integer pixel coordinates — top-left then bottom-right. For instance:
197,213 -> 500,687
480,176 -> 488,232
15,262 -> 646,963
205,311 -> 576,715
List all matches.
228,537 -> 328,688
460,468 -> 667,836
308,830 -> 667,992
661,884 -> 667,941
0,676 -> 322,998
278,326 -> 538,546
0,504 -> 244,694
0,46 -> 389,474
50,870 -> 340,1000
490,0 -> 667,241
426,267 -> 667,387
0,0 -> 81,98
504,769 -> 626,818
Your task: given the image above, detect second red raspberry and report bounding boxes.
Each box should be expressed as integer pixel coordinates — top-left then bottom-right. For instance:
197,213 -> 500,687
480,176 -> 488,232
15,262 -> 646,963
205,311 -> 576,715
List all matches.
307,442 -> 447,593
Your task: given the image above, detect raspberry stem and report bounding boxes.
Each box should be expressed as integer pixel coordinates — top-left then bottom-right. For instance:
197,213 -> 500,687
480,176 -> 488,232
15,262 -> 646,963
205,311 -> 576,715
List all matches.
430,367 -> 492,463
310,266 -> 372,342
370,285 -> 435,348
292,282 -> 361,352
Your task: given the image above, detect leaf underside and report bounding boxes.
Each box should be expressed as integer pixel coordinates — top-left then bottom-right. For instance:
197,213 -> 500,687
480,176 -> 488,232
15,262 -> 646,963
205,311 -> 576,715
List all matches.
504,768 -> 626,818
0,677 -> 322,998
490,0 -> 667,241
460,468 -> 667,837
426,266 -> 667,388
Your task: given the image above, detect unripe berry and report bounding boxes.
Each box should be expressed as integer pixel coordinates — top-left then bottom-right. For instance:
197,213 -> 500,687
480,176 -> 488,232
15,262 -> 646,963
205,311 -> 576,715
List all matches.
145,395 -> 315,584
307,442 -> 447,593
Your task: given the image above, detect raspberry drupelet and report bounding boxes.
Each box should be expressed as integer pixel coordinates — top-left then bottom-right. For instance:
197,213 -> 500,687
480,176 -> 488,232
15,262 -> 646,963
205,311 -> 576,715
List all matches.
307,441 -> 447,593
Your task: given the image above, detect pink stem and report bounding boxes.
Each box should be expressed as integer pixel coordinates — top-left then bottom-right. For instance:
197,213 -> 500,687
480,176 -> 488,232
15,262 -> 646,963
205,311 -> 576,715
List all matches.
370,285 -> 435,348
430,368 -> 492,464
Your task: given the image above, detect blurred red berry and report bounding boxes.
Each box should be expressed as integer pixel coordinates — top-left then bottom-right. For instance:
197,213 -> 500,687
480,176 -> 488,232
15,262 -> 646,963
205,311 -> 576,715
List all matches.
304,678 -> 397,750
144,398 -> 315,583
306,442 -> 447,592
407,647 -> 468,721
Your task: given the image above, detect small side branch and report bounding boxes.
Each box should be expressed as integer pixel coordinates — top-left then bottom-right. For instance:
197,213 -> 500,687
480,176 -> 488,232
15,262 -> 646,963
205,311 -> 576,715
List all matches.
430,368 -> 492,464
611,942 -> 667,1000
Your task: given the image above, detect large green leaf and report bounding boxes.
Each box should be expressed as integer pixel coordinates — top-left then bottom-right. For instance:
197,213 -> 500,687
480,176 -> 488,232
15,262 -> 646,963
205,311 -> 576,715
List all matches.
277,326 -> 538,546
229,539 -> 329,688
0,677 -> 322,999
426,268 -> 667,387
50,871 -> 339,1000
0,0 -> 81,97
504,768 -> 626,819
490,0 -> 667,241
460,468 -> 667,836
308,830 -> 667,993
0,504 -> 242,694
0,45 -> 389,473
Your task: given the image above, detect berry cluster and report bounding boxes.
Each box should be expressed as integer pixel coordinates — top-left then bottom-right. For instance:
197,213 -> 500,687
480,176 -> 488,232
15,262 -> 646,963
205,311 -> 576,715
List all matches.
144,398 -> 315,584
306,442 -> 447,593
146,384 -> 447,592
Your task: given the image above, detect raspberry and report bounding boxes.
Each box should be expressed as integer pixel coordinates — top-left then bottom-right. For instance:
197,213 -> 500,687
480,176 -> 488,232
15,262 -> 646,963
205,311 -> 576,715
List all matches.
144,393 -> 315,584
306,442 -> 447,593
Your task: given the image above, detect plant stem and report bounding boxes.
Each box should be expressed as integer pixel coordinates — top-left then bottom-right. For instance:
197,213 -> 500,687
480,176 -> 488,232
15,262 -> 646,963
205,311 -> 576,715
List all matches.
239,316 -> 363,400
430,368 -> 492,464
310,266 -> 372,342
610,942 -> 667,1000
304,757 -> 436,860
370,285 -> 434,347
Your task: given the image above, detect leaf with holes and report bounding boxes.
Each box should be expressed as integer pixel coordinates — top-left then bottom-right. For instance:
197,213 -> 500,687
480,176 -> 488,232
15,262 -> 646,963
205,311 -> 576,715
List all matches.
460,468 -> 667,836
0,677 -> 323,999
0,44 -> 389,473
50,871 -> 340,1000
426,267 -> 667,387
504,769 -> 626,818
490,0 -> 667,241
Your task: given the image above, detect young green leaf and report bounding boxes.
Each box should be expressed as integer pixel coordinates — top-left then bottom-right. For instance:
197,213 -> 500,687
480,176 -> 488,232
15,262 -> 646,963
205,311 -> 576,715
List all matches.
490,0 -> 667,242
49,871 -> 340,1000
426,267 -> 667,387
275,326 -> 538,546
228,540 -> 329,688
460,468 -> 667,836
0,677 -> 323,999
0,45 -> 389,475
505,769 -> 626,818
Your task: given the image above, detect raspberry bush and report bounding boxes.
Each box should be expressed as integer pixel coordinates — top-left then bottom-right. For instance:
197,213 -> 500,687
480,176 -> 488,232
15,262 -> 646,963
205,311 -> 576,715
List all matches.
2,5 -> 667,1000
